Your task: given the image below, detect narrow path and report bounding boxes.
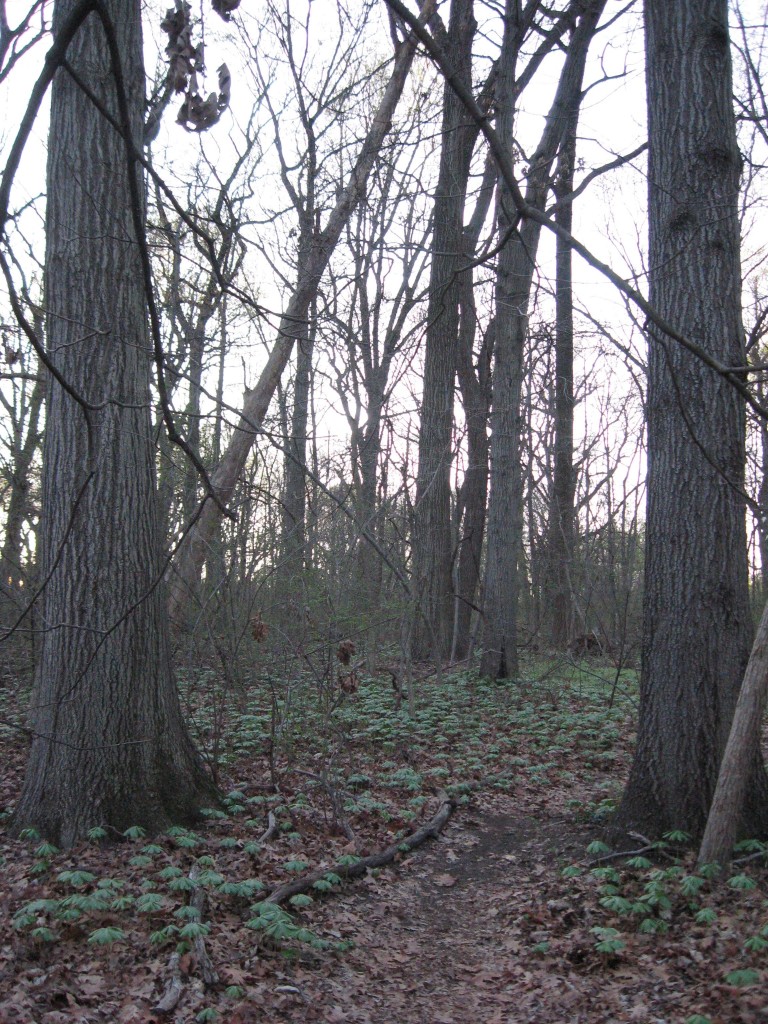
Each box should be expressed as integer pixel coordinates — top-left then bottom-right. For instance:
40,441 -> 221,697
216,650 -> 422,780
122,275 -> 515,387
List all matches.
253,797 -> 604,1024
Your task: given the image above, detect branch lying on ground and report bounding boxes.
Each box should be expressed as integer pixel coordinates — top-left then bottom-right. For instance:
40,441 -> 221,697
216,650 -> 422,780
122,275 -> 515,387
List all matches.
265,790 -> 456,906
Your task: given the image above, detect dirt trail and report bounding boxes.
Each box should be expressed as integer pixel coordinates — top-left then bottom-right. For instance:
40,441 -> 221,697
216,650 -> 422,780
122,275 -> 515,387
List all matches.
257,798 -> 609,1024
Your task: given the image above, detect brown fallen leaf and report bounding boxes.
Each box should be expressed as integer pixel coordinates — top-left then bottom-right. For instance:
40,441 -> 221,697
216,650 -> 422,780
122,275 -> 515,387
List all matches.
434,872 -> 458,887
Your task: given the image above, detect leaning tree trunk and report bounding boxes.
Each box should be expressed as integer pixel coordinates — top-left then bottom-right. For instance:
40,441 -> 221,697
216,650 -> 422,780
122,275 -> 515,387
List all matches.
11,0 -> 216,847
613,0 -> 768,840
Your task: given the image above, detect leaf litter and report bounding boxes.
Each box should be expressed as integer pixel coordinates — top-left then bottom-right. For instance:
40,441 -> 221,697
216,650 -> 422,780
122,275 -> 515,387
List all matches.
0,659 -> 767,1022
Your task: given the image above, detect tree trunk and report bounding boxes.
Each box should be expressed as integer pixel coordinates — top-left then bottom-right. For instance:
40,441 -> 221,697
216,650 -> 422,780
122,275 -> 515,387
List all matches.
409,0 -> 476,661
698,598 -> 768,868
11,0 -> 215,847
614,0 -> 768,840
281,288 -> 315,573
548,108 -> 578,649
481,0 -> 604,679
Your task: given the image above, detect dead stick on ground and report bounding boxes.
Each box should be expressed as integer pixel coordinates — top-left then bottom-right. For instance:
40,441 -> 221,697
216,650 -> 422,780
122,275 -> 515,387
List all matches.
265,790 -> 456,905
153,952 -> 183,1015
189,864 -> 219,987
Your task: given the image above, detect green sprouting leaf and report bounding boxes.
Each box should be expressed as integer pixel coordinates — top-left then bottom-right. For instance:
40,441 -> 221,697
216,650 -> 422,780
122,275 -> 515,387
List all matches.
168,877 -> 195,893
57,869 -> 97,888
179,921 -> 210,940
149,925 -> 178,945
196,1008 -> 218,1022
19,828 -> 41,841
123,825 -> 146,840
734,838 -> 766,854
111,895 -> 135,911
30,926 -> 57,942
130,855 -> 153,868
698,862 -> 721,880
586,840 -> 611,857
196,856 -> 215,868
680,875 -> 705,898
337,855 -> 362,868
225,985 -> 246,998
561,865 -> 582,879
289,894 -> 314,908
142,844 -> 164,856
695,907 -> 717,925
745,934 -> 768,953
625,856 -> 653,870
35,842 -> 59,858
136,892 -> 165,914
638,917 -> 669,935
219,838 -> 240,850
174,905 -> 201,921
60,891 -> 109,913
686,1015 -> 712,1024
244,842 -> 262,856
599,895 -> 634,915
57,908 -> 83,923
283,860 -> 310,873
591,926 -> 625,954
662,830 -> 691,844
87,926 -> 126,946
313,879 -> 333,893
727,874 -> 757,891
324,872 -> 342,886
530,940 -> 550,954
195,870 -> 225,887
158,866 -> 183,880
87,827 -> 107,841
173,834 -> 199,849
200,807 -> 227,820
724,968 -> 760,987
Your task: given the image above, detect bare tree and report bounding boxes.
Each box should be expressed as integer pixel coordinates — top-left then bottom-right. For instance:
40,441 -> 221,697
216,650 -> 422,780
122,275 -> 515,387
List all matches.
9,0 -> 216,846
614,0 -> 768,840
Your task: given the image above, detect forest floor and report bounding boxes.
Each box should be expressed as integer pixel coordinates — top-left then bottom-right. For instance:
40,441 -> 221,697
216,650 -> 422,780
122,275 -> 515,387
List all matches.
1,654 -> 768,1023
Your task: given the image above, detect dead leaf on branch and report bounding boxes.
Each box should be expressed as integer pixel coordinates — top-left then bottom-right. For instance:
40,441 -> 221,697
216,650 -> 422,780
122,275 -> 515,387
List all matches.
212,0 -> 242,20
250,612 -> 268,643
336,639 -> 356,665
176,63 -> 232,132
338,671 -> 360,695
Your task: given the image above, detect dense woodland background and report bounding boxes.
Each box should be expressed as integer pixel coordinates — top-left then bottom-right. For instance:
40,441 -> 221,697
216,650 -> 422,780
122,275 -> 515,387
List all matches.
2,0 -> 768,1019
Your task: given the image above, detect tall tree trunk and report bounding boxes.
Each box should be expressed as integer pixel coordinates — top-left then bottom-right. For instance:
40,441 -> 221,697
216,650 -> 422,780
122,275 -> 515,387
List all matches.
614,0 -> 768,840
548,107 -> 578,648
409,0 -> 476,661
481,0 -> 604,679
167,8 -> 432,624
452,155 -> 496,660
281,286 -> 315,573
12,0 -> 215,847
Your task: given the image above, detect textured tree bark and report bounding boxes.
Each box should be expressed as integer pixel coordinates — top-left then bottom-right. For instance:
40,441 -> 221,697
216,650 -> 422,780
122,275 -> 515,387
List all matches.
698,598 -> 768,867
453,155 -> 496,661
409,0 -> 476,662
548,109 -> 578,649
167,7 -> 432,625
481,0 -> 604,679
11,0 -> 216,847
613,0 -> 768,840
